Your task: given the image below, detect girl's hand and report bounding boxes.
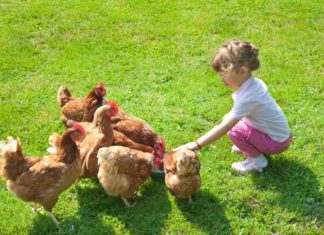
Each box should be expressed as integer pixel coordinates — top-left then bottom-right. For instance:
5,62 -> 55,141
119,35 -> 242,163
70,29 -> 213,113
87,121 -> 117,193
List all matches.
173,141 -> 200,151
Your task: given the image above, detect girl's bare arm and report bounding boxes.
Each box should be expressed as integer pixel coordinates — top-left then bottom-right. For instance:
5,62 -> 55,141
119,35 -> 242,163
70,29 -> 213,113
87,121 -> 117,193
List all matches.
174,114 -> 239,151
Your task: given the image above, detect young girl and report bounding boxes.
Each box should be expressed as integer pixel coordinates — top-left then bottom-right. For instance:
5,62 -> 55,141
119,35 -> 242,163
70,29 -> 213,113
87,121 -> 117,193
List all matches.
175,39 -> 292,174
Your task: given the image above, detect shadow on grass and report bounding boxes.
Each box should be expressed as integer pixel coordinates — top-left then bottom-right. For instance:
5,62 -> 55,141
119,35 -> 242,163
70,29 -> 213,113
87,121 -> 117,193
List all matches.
251,156 -> 323,227
27,215 -> 58,235
71,177 -> 170,234
28,177 -> 171,234
175,189 -> 232,234
28,211 -> 113,235
28,180 -> 115,235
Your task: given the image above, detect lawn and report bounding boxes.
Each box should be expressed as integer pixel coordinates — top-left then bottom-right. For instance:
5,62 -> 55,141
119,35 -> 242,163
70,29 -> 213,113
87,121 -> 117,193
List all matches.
0,0 -> 323,234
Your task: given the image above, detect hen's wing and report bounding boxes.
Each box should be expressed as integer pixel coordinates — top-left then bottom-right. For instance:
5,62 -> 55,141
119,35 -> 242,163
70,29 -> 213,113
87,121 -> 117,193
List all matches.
14,158 -> 68,186
113,130 -> 154,153
61,100 -> 88,121
57,86 -> 74,107
163,151 -> 177,173
113,119 -> 157,146
98,146 -> 152,178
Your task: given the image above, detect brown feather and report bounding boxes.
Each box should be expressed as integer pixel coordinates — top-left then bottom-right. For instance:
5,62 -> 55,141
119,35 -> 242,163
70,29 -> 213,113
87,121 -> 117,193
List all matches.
97,146 -> 153,201
58,82 -> 107,127
112,130 -> 154,153
0,126 -> 83,212
77,104 -> 115,178
164,150 -> 201,201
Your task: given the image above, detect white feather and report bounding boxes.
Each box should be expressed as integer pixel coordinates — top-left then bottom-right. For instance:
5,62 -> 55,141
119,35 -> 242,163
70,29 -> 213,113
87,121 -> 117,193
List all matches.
47,147 -> 58,154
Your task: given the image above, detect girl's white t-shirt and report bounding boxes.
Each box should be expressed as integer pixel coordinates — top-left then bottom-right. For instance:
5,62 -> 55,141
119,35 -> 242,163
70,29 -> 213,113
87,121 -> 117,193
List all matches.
229,76 -> 290,143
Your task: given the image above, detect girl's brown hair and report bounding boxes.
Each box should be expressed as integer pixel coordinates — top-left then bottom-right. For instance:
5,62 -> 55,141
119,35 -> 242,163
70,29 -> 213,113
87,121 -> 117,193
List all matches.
211,39 -> 260,72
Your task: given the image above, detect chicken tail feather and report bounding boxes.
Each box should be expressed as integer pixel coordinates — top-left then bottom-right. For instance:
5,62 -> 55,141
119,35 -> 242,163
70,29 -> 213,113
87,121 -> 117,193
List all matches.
57,86 -> 72,107
49,133 -> 61,147
0,137 -> 19,155
0,158 -> 3,178
0,137 -> 24,179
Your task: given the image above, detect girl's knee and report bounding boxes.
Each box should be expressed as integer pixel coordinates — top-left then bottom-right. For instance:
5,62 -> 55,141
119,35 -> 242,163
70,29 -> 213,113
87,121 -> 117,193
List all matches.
227,129 -> 234,138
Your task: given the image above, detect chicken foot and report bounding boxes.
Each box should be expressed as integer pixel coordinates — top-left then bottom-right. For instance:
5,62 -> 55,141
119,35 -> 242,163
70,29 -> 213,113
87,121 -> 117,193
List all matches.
31,203 -> 41,213
30,204 -> 59,227
188,195 -> 193,204
122,197 -> 136,208
48,211 -> 59,227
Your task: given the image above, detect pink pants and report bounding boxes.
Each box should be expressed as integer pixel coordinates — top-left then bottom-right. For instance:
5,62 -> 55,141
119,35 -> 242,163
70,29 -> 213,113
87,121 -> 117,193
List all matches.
228,121 -> 292,158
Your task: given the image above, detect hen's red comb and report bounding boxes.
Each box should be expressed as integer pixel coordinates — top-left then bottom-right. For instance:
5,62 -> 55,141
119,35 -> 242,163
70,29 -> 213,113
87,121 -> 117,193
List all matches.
155,157 -> 162,165
108,100 -> 119,112
98,81 -> 107,95
73,123 -> 85,136
159,138 -> 166,148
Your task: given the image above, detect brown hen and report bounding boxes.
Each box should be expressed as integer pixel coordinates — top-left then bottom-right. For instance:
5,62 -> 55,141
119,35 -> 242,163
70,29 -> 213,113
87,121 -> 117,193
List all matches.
111,110 -> 165,170
49,100 -> 155,177
57,82 -> 107,127
57,82 -> 164,162
0,124 -> 85,226
76,101 -> 119,178
164,150 -> 201,203
97,146 -> 153,207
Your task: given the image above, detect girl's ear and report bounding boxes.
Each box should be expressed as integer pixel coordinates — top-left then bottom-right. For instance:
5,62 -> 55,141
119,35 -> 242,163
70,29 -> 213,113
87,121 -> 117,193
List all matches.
240,66 -> 249,76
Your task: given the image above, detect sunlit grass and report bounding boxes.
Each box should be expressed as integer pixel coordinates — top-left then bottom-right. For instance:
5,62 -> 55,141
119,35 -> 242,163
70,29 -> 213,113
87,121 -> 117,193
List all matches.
0,0 -> 323,234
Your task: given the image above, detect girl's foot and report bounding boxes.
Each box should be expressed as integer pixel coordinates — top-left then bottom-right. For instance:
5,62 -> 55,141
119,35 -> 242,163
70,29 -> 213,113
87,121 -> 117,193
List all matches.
231,145 -> 242,153
231,155 -> 268,174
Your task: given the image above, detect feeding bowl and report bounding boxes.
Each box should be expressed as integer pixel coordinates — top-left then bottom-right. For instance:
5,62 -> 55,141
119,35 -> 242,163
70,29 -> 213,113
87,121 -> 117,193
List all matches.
150,151 -> 167,179
150,169 -> 165,179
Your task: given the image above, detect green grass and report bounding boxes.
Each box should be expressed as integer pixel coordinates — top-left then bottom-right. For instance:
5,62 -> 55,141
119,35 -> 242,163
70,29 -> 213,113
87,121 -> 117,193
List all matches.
0,0 -> 323,234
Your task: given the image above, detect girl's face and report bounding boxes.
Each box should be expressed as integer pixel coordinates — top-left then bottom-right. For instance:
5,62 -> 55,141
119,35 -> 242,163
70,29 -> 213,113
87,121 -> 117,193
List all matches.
218,66 -> 250,89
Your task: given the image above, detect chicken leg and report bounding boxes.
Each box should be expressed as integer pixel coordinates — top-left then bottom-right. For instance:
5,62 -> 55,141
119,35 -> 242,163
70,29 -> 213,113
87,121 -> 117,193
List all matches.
31,204 -> 59,227
48,211 -> 59,227
31,203 -> 42,213
188,195 -> 193,204
122,197 -> 136,208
